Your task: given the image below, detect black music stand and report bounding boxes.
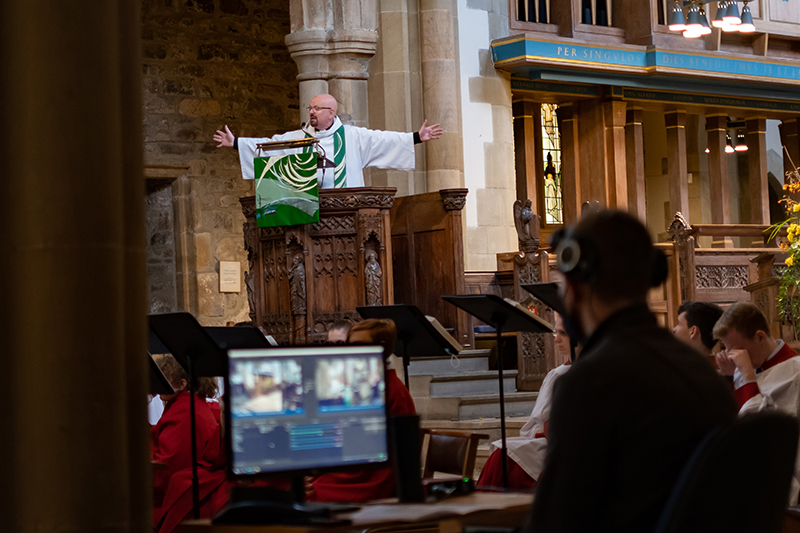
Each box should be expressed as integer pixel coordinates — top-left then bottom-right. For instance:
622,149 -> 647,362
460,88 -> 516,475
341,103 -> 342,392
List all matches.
357,305 -> 459,388
205,326 -> 273,350
521,282 -> 577,363
149,313 -> 228,519
442,294 -> 554,490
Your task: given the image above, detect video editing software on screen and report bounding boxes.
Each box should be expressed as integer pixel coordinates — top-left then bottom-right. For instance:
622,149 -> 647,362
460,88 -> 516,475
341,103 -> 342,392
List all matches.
227,346 -> 388,475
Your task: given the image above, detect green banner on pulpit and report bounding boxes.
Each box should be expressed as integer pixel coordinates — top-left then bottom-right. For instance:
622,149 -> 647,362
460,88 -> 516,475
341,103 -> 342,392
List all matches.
254,152 -> 319,228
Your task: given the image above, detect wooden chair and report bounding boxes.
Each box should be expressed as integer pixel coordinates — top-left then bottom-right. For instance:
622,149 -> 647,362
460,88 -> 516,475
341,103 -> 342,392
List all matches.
421,429 -> 490,480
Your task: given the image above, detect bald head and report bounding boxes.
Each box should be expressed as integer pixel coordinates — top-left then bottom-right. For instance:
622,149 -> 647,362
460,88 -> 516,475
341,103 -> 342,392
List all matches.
308,94 -> 338,130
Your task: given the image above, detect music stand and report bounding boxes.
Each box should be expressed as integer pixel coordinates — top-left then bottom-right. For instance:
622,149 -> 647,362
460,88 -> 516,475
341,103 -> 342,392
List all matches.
205,326 -> 273,350
521,283 -> 577,363
442,294 -> 554,490
149,313 -> 228,519
357,305 -> 459,388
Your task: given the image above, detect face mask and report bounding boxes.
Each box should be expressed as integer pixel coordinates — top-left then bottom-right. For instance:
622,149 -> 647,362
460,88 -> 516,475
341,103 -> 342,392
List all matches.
562,308 -> 587,347
560,282 -> 587,347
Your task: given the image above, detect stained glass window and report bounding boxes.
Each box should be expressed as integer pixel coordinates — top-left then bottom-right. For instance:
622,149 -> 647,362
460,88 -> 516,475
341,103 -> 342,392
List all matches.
541,103 -> 563,225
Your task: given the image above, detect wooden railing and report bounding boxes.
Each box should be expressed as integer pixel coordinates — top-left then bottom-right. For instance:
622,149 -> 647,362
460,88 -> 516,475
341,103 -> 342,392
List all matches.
667,213 -> 788,314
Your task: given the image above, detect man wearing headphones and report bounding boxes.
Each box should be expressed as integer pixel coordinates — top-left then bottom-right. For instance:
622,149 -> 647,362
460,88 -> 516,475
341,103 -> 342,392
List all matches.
525,210 -> 736,533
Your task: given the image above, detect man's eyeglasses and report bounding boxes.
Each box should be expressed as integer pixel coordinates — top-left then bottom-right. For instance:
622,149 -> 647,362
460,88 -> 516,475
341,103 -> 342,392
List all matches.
307,106 -> 333,112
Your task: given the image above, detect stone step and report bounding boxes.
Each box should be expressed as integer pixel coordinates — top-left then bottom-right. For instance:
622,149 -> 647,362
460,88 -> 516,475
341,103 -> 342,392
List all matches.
415,391 -> 538,421
410,371 -> 517,398
408,349 -> 490,376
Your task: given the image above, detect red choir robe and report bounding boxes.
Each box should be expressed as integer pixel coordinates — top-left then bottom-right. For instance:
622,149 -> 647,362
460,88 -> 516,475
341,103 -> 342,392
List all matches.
478,363 -> 571,490
310,368 -> 416,502
732,341 -> 800,503
151,391 -> 229,533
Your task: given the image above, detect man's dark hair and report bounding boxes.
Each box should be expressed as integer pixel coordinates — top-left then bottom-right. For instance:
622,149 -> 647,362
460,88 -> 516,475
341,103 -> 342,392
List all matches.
678,301 -> 723,349
558,210 -> 664,303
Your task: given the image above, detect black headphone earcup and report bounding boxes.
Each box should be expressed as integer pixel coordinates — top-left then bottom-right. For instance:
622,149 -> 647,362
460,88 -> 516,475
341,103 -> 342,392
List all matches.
651,249 -> 668,287
556,235 -> 595,283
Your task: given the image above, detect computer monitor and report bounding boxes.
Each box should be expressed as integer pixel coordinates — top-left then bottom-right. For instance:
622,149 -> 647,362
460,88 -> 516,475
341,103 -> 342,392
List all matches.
225,345 -> 390,478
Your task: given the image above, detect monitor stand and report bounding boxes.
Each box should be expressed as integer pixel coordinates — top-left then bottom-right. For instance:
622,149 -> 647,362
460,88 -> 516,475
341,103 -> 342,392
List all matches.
212,479 -> 357,525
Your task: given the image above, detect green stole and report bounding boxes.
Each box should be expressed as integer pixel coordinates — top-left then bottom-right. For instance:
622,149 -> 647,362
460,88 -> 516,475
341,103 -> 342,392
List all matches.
305,125 -> 347,188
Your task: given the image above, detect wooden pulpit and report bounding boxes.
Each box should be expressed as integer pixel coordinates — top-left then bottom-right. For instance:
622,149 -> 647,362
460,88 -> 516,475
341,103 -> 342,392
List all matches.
240,187 -> 396,344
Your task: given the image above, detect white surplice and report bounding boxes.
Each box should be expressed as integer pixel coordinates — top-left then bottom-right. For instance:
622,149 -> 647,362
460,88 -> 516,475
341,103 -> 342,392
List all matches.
236,117 -> 415,188
733,345 -> 800,504
489,363 -> 571,482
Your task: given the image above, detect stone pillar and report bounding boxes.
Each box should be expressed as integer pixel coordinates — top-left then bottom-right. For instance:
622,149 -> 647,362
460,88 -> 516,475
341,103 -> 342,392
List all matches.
747,117 -> 769,225
286,0 -> 379,127
665,110 -> 690,221
556,103 -> 581,225
420,0 -> 465,191
603,100 -> 628,209
625,107 -> 646,222
513,101 -> 541,207
0,2 -> 149,532
706,114 -> 732,247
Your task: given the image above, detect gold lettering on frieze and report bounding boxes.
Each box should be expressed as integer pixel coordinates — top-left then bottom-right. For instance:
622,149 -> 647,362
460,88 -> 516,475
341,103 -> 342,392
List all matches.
557,46 -> 578,58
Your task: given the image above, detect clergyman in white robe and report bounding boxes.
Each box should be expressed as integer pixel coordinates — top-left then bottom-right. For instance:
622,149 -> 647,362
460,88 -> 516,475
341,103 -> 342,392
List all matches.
235,117 -> 415,189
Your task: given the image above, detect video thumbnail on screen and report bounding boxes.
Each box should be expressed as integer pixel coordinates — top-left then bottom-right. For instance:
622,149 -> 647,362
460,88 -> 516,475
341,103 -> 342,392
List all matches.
315,357 -> 384,411
230,359 -> 303,416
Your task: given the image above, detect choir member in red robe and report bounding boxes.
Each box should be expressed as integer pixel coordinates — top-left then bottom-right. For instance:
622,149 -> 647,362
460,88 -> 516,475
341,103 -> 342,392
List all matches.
151,354 -> 229,533
309,319 -> 417,502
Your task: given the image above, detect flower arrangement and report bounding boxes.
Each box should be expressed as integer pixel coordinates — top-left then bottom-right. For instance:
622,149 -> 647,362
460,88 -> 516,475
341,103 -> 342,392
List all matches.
770,151 -> 800,325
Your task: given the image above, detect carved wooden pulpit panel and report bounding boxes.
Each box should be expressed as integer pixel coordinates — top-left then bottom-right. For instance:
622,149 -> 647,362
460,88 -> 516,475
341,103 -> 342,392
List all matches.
241,187 -> 396,344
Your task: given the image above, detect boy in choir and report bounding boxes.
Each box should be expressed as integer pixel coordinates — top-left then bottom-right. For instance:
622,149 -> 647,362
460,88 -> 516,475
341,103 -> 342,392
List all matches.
309,318 -> 416,502
151,354 -> 229,533
525,210 -> 737,533
477,313 -> 572,490
327,319 -> 352,344
713,302 -> 800,502
672,300 -> 724,363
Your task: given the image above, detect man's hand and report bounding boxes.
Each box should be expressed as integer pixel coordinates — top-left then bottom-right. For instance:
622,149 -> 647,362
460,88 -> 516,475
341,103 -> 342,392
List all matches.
418,120 -> 443,142
715,350 -> 737,376
213,125 -> 234,148
725,348 -> 757,382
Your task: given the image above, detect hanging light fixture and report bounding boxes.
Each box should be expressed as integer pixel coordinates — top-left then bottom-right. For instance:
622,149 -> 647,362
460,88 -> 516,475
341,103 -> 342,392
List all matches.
724,0 -> 741,25
725,133 -> 735,153
699,5 -> 713,35
684,1 -> 703,37
739,1 -> 755,32
735,130 -> 748,151
669,0 -> 755,37
712,1 -> 728,28
669,0 -> 687,31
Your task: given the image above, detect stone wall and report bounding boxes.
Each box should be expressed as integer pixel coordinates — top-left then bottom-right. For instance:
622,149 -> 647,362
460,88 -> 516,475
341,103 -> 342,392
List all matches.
141,0 -> 298,325
457,0 -> 517,271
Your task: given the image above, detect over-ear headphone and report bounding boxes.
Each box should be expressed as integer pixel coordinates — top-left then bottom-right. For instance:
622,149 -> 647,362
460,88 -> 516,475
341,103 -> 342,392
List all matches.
550,229 -> 597,283
551,228 -> 668,288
